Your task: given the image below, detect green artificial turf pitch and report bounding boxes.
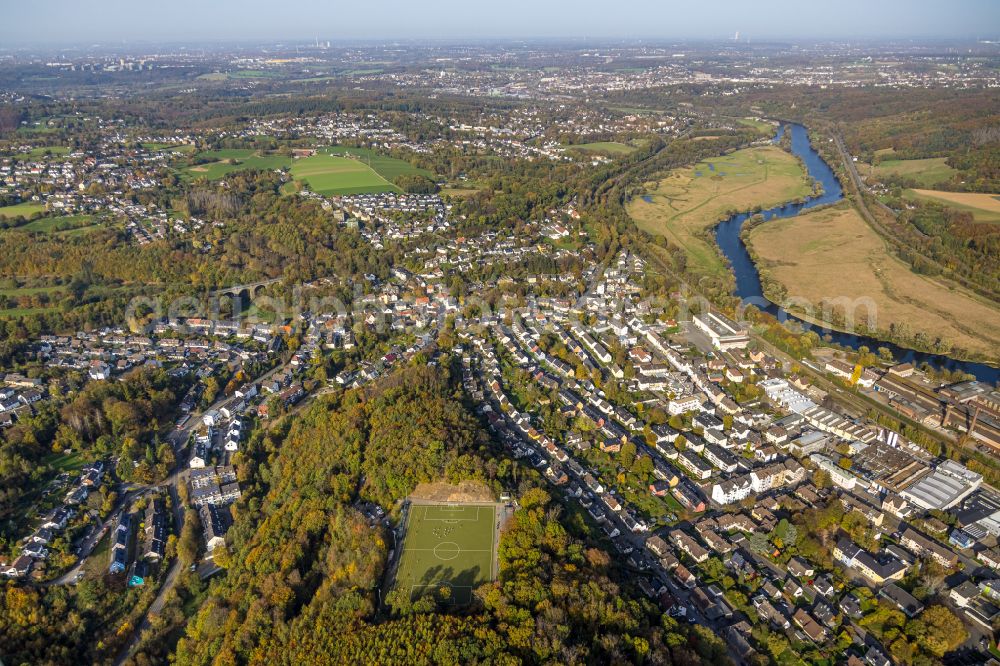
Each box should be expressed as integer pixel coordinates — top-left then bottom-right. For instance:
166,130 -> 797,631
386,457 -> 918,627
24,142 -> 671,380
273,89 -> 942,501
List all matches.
393,503 -> 497,605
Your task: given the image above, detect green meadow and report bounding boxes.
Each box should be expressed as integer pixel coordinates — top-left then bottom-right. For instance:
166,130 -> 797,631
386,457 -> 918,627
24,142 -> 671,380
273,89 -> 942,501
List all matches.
323,146 -> 432,181
14,146 -> 70,160
565,141 -> 637,156
869,157 -> 957,188
182,150 -> 292,180
0,202 -> 46,219
290,154 -> 399,195
290,148 -> 432,196
16,214 -> 97,235
179,145 -> 433,194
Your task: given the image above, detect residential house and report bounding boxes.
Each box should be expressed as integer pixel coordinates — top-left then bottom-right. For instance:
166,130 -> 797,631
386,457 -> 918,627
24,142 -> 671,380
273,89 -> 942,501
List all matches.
645,535 -> 670,558
788,557 -> 815,579
899,528 -> 958,568
672,481 -> 706,513
109,512 -> 133,574
677,449 -> 713,480
2,555 -> 33,578
139,497 -> 167,562
950,580 -> 981,607
200,503 -> 233,554
834,537 -> 906,585
670,530 -> 709,563
792,608 -> 828,642
673,563 -> 697,589
880,583 -> 925,617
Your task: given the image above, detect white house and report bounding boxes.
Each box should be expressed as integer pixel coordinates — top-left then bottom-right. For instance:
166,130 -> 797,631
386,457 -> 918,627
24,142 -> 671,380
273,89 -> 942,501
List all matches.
668,395 -> 701,416
711,477 -> 753,505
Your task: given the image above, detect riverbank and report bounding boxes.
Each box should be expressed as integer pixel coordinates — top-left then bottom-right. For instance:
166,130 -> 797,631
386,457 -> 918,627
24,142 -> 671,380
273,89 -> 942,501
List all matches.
745,202 -> 1000,364
711,122 -> 1000,382
627,144 -> 813,279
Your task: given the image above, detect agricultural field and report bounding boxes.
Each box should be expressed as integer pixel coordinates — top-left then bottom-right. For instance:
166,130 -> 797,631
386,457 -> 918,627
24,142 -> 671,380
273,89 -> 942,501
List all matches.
0,283 -> 65,298
323,146 -> 433,182
746,202 -> 1000,361
627,145 -> 812,276
440,178 -> 485,198
393,502 -> 498,605
0,280 -> 69,318
565,141 -> 637,155
142,142 -> 196,154
439,187 -> 480,198
16,120 -> 60,135
182,149 -> 292,180
290,153 -> 398,196
270,147 -> 436,196
867,156 -> 957,187
228,69 -> 283,79
905,189 -> 1000,223
0,306 -> 61,317
198,70 -> 283,80
0,202 -> 46,219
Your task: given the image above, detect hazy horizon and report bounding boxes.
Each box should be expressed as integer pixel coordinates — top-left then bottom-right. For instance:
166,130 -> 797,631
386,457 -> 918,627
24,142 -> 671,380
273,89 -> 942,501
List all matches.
2,0 -> 998,46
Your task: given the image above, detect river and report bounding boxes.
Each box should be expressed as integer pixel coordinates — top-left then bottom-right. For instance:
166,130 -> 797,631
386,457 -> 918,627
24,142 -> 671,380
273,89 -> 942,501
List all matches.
712,123 -> 999,384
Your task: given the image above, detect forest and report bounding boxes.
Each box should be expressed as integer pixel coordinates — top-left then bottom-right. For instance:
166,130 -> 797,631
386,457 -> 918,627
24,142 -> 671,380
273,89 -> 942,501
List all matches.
883,196 -> 1000,296
163,363 -> 727,665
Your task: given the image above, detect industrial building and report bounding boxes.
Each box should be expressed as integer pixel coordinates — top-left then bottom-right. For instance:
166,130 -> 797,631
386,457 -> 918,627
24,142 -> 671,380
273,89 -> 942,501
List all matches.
692,312 -> 749,351
900,460 -> 982,511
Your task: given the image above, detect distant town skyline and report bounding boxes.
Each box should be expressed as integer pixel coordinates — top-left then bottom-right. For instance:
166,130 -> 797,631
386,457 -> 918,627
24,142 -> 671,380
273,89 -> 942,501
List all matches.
2,0 -> 998,46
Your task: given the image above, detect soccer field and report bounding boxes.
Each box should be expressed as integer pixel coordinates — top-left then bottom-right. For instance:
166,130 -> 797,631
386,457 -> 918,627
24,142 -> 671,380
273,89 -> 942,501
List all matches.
394,503 -> 497,605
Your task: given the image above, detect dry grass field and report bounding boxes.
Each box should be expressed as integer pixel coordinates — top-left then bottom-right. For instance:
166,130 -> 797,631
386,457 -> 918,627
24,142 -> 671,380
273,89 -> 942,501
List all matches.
627,145 -> 813,276
906,189 -> 1000,223
747,203 -> 1000,360
565,141 -> 637,155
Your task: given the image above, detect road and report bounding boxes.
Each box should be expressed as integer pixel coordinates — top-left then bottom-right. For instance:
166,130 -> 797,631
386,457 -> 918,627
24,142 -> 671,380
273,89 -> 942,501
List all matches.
470,342 -> 748,664
831,132 -> 995,302
832,132 -> 907,233
46,486 -> 150,586
574,264 -> 604,310
832,134 -> 867,197
112,481 -> 186,666
54,362 -> 289,586
111,360 -> 289,665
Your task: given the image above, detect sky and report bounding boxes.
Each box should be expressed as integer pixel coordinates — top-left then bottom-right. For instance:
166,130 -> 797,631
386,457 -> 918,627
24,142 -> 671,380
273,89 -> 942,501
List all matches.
1,0 -> 997,45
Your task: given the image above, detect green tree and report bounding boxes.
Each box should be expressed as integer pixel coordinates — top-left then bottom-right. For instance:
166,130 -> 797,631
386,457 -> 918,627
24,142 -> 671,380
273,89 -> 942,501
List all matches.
917,605 -> 967,657
814,468 -> 832,489
619,440 -> 637,469
177,508 -> 201,566
631,454 -> 654,479
202,376 -> 220,406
